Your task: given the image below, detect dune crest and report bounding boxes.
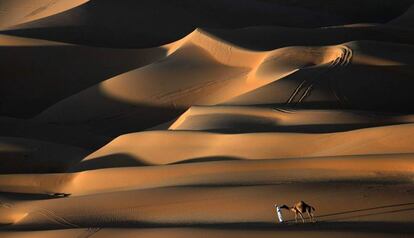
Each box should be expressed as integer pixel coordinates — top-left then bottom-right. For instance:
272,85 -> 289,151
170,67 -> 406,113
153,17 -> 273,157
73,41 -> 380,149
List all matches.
33,30 -> 362,136
0,0 -> 89,29
1,1 -> 414,237
169,106 -> 414,133
75,123 -> 414,170
389,4 -> 414,27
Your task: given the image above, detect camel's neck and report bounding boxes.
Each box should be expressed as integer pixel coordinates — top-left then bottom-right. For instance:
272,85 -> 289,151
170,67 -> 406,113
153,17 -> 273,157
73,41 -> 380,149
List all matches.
282,206 -> 296,212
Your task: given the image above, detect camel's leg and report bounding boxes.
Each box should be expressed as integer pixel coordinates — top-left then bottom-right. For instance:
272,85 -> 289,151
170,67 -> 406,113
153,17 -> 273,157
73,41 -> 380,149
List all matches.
298,212 -> 305,223
307,211 -> 314,222
295,213 -> 298,223
310,212 -> 317,222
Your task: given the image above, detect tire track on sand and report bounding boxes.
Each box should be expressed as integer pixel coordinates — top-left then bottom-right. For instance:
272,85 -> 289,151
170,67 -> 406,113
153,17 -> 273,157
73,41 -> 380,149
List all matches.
31,208 -> 79,228
286,46 -> 353,106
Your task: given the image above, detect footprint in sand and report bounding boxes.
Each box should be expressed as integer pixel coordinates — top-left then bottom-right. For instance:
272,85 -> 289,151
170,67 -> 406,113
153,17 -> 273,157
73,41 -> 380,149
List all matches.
0,201 -> 13,209
78,228 -> 101,238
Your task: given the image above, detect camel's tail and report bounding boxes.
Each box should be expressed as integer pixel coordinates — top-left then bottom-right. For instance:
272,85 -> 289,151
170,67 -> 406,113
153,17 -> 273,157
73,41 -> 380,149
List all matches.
311,206 -> 316,211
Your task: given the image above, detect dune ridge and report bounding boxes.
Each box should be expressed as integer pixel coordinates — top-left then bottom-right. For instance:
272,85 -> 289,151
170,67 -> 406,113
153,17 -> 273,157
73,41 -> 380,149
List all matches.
30,35 -> 414,137
0,136 -> 87,174
1,1 -> 414,237
0,34 -> 166,118
75,123 -> 414,170
31,29 -> 355,131
2,0 -> 414,48
0,153 -> 413,197
169,106 -> 414,133
0,0 -> 89,29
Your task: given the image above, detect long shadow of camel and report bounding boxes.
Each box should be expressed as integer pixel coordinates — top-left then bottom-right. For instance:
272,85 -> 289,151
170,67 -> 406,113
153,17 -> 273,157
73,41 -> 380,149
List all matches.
318,202 -> 414,219
282,202 -> 414,223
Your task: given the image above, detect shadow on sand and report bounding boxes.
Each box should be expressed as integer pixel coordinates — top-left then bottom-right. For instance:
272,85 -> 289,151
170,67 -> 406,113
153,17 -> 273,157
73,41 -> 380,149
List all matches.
3,202 -> 414,234
316,202 -> 414,222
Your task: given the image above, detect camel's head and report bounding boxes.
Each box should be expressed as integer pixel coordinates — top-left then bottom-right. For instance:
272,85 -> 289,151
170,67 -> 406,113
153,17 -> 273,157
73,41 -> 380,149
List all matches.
280,205 -> 289,210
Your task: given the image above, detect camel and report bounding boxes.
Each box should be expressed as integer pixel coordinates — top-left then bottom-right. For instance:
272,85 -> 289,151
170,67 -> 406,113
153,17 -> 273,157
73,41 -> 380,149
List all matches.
280,201 -> 316,223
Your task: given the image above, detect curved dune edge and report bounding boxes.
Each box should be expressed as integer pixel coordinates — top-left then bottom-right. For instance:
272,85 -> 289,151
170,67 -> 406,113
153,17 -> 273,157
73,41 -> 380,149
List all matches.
0,116 -> 110,150
0,33 -> 67,46
169,106 -> 414,133
3,122 -> 411,195
32,29 -> 414,134
2,0 -> 413,49
0,0 -> 89,29
77,123 -> 414,169
0,137 -> 87,174
0,0 -> 349,48
0,33 -> 167,119
99,29 -> 348,105
165,28 -> 349,68
33,29 -> 355,130
99,31 -> 348,106
389,4 -> 414,27
0,153 -> 413,197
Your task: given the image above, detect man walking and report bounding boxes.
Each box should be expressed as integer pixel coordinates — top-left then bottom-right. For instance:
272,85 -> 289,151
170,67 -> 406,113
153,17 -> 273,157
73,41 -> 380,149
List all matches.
275,204 -> 284,223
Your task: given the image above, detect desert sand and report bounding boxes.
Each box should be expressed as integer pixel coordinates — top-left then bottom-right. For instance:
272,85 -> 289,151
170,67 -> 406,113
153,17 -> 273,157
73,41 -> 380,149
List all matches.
1,1 -> 414,237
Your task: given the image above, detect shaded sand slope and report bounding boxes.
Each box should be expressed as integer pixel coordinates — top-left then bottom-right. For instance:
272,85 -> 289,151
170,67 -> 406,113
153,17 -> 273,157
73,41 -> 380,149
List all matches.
75,123 -> 414,170
1,227 -> 413,238
0,116 -> 110,150
0,137 -> 87,174
33,30 -> 260,135
0,153 -> 413,196
389,4 -> 414,27
3,1 -> 413,48
33,35 -> 414,136
32,34 -> 339,134
1,0 -> 345,48
275,0 -> 414,24
0,0 -> 89,29
225,41 -> 414,112
0,34 -> 166,118
169,106 -> 414,133
205,24 -> 414,51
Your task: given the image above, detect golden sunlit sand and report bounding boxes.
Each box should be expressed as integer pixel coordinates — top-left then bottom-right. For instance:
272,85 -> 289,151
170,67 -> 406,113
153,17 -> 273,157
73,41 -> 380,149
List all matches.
1,1 -> 414,237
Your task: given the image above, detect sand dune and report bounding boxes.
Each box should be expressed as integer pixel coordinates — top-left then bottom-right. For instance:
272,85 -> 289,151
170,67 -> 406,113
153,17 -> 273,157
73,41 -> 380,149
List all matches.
169,106 -> 414,133
0,137 -> 87,174
1,182 -> 414,234
279,1 -> 414,24
32,30 -> 257,135
0,34 -> 166,118
0,0 -> 89,29
205,24 -> 414,51
0,116 -> 109,149
32,34 -> 414,137
0,153 -> 413,196
225,41 -> 414,112
73,123 -> 414,171
1,1 -> 414,237
389,4 -> 414,27
1,0 -> 344,48
2,1 -> 413,48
